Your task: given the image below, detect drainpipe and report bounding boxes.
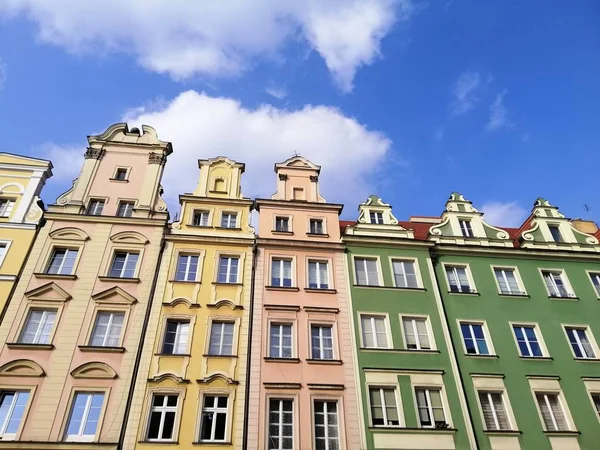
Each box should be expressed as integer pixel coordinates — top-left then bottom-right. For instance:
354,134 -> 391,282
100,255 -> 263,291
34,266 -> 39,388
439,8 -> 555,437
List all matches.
117,232 -> 167,450
242,242 -> 258,450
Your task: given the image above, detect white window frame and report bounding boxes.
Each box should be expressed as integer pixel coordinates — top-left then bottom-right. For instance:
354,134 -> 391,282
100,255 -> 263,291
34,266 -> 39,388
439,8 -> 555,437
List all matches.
459,219 -> 474,237
274,216 -> 291,232
45,247 -> 79,275
414,387 -> 447,428
217,255 -> 240,283
307,259 -> 329,289
208,321 -> 235,356
562,325 -> 599,359
400,315 -> 435,351
18,308 -> 57,344
270,258 -> 293,287
146,393 -> 180,441
108,251 -> 139,278
86,198 -> 105,215
175,254 -> 199,282
0,198 -> 15,217
0,240 -> 11,268
116,201 -> 134,217
312,399 -> 340,450
589,392 -> 600,420
267,397 -> 295,450
510,322 -> 548,358
370,211 -> 384,224
310,324 -> 335,360
352,256 -> 383,287
458,320 -> 494,356
199,395 -> 229,443
220,212 -> 238,228
113,167 -> 129,181
534,392 -> 570,432
587,271 -> 600,299
548,224 -> 563,243
390,258 -> 421,289
539,268 -> 576,298
0,390 -> 31,440
64,392 -> 105,442
492,266 -> 526,296
368,386 -> 402,427
477,391 -> 513,431
359,313 -> 392,349
308,218 -> 325,234
192,210 -> 211,227
89,311 -> 125,347
269,323 -> 294,358
443,263 -> 476,293
162,319 -> 190,355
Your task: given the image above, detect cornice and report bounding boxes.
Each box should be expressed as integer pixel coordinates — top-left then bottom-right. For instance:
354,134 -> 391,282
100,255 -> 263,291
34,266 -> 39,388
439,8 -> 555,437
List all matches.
433,244 -> 600,262
342,235 -> 433,249
255,198 -> 343,213
179,194 -> 253,207
256,237 -> 344,251
165,234 -> 254,246
42,212 -> 168,227
0,222 -> 37,230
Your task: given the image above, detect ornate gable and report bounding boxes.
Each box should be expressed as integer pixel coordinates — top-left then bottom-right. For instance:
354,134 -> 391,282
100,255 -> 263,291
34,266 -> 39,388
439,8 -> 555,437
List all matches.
429,192 -> 512,247
344,196 -> 414,239
25,282 -> 71,302
271,156 -> 325,202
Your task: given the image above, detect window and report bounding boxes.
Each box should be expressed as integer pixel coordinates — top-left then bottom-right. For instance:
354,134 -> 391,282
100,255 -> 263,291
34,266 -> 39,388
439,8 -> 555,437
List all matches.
64,392 -> 104,442
415,388 -> 446,428
565,327 -> 595,358
512,325 -> 543,357
271,259 -> 292,287
591,394 -> 600,418
199,396 -> 228,443
0,199 -> 15,217
19,309 -> 56,344
90,312 -> 124,347
308,260 -> 329,289
370,211 -> 384,224
45,248 -> 78,275
114,168 -> 128,180
175,254 -> 198,281
354,258 -> 379,286
147,394 -> 178,441
275,217 -> 289,232
458,219 -> 474,237
309,219 -> 324,234
548,225 -> 562,243
589,272 -> 600,297
478,392 -> 510,430
313,400 -> 339,450
269,323 -> 293,358
267,399 -> 293,450
392,260 -> 418,288
310,325 -> 334,360
209,321 -> 234,356
542,270 -> 573,298
213,178 -> 225,192
369,387 -> 399,426
460,322 -> 490,355
445,265 -> 473,293
217,256 -> 239,283
86,199 -> 104,216
192,210 -> 210,227
360,315 -> 389,349
116,201 -> 134,217
220,213 -> 237,228
402,317 -> 431,350
0,243 -> 7,267
162,320 -> 190,354
535,393 -> 568,431
0,391 -> 30,439
494,268 -> 523,295
108,252 -> 139,278
292,188 -> 304,200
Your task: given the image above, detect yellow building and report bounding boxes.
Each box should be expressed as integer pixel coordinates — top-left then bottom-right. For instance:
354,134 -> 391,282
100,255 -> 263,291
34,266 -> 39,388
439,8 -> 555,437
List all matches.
0,153 -> 52,314
124,157 -> 254,449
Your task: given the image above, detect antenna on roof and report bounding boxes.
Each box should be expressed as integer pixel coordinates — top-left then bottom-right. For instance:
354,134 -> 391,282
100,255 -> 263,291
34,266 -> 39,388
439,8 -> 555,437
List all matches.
584,204 -> 590,213
292,150 -> 300,157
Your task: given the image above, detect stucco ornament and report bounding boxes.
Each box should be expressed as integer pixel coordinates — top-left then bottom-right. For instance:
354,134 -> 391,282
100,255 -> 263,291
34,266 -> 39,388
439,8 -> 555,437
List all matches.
356,195 -> 399,225
56,178 -> 77,205
429,217 -> 450,236
521,220 -> 539,241
24,197 -> 44,223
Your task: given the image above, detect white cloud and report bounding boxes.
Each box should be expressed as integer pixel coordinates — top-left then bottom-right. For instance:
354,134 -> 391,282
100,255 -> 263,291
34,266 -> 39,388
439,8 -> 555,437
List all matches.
0,58 -> 6,89
117,91 -> 392,208
265,85 -> 288,100
449,71 -> 481,116
486,89 -> 512,131
0,0 -> 413,92
481,201 -> 527,227
38,143 -> 85,183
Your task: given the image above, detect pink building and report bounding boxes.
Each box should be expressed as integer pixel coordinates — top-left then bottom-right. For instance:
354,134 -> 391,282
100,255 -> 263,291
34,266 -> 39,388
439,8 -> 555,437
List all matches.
246,157 -> 361,450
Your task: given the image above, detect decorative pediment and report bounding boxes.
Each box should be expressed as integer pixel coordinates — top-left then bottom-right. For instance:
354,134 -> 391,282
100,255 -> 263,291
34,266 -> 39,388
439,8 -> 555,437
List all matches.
344,195 -> 415,239
0,182 -> 25,194
210,299 -> 238,310
151,372 -> 189,384
88,123 -> 172,151
49,227 -> 89,241
197,373 -> 238,385
109,231 -> 149,245
164,297 -> 194,308
276,156 -> 321,171
92,286 -> 137,305
0,359 -> 45,378
71,362 -> 117,379
25,282 -> 71,302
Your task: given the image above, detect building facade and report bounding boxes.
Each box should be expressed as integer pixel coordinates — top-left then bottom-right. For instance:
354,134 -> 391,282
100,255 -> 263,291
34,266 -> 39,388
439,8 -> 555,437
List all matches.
0,153 -> 52,316
123,157 -> 254,449
0,123 -> 171,449
342,196 -> 476,450
246,156 -> 361,450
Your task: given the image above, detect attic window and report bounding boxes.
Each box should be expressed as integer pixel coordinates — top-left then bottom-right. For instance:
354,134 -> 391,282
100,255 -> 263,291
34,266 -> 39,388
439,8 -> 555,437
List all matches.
370,212 -> 384,224
113,168 -> 128,181
0,199 -> 15,218
293,188 -> 305,200
213,178 -> 226,193
459,220 -> 474,238
548,225 -> 562,243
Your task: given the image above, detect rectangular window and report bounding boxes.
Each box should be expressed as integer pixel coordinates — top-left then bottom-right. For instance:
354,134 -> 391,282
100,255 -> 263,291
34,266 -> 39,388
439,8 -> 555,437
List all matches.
392,260 -> 418,288
19,308 -> 57,344
542,270 -> 572,297
415,388 -> 446,428
478,392 -> 510,430
513,325 -> 543,357
147,394 -> 178,441
46,248 -> 78,275
209,321 -> 234,355
86,199 -> 104,216
269,323 -> 293,358
313,400 -> 339,450
220,213 -> 237,228
459,219 -> 474,237
275,217 -> 289,232
116,201 -> 134,218
175,254 -> 199,281
445,265 -> 473,293
548,225 -> 562,243
64,392 -> 104,442
199,395 -> 228,442
90,312 -> 124,347
565,327 -> 596,358
0,391 -> 30,439
0,243 -> 7,267
0,199 -> 15,217
309,219 -> 324,234
460,322 -> 490,355
114,168 -> 128,180
591,394 -> 600,418
308,260 -> 329,289
354,258 -> 379,286
271,259 -> 292,287
109,252 -> 139,278
311,325 -> 334,360
267,399 -> 293,450
589,273 -> 600,297
192,210 -> 210,226
162,320 -> 190,354
360,315 -> 388,349
535,393 -> 568,431
370,211 -> 384,224
217,256 -> 239,283
369,387 -> 399,426
402,317 -> 431,350
494,268 -> 523,295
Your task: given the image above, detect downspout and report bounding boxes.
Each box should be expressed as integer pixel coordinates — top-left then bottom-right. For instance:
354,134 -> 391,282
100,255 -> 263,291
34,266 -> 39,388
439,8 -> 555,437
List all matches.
117,231 -> 167,450
242,242 -> 258,450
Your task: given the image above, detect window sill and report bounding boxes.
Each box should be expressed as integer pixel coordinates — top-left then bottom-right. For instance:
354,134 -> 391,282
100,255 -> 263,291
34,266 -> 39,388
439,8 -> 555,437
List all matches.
548,295 -> 579,300
574,357 -> 600,362
360,347 -> 440,354
154,353 -> 191,357
211,282 -> 243,286
306,233 -> 329,238
79,345 -> 125,353
215,226 -> 242,231
188,224 -> 212,228
367,426 -> 456,434
354,284 -> 425,291
483,430 -> 522,435
519,356 -> 553,361
447,291 -> 479,296
98,276 -> 140,283
306,358 -> 342,365
6,343 -> 54,350
203,354 -> 238,358
138,440 -> 179,445
168,279 -> 200,284
192,442 -> 232,446
543,431 -> 580,436
265,286 -> 300,292
464,353 -> 499,358
498,293 -> 530,298
109,178 -> 129,182
264,357 -> 300,363
33,273 -> 77,280
271,230 -> 294,235
304,288 -> 337,294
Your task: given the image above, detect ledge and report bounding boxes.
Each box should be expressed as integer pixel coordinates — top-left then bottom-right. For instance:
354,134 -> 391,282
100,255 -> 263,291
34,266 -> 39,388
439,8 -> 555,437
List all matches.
206,303 -> 243,310
360,347 -> 440,354
464,354 -> 499,359
271,230 -> 294,235
304,288 -> 337,294
368,426 -> 456,434
543,431 -> 580,436
519,356 -> 553,361
447,290 -> 480,296
264,357 -> 300,363
548,295 -> 579,301
192,442 -> 232,446
263,382 -> 301,390
6,343 -> 54,350
168,279 -> 200,284
154,353 -> 191,357
138,441 -> 179,445
353,284 -> 426,292
98,276 -> 140,283
306,358 -> 342,365
304,306 -> 339,313
214,226 -> 242,231
307,383 -> 344,390
574,357 -> 600,362
203,354 -> 238,358
109,178 -> 129,182
79,345 -> 125,353
211,282 -> 243,286
33,273 -> 77,280
306,233 -> 329,238
264,304 -> 301,311
483,430 -> 522,435
0,443 -> 119,449
265,286 -> 299,292
498,293 -> 530,298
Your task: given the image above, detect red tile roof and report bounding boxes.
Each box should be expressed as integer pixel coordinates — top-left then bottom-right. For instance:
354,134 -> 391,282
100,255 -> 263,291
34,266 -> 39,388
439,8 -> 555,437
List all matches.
397,220 -> 432,240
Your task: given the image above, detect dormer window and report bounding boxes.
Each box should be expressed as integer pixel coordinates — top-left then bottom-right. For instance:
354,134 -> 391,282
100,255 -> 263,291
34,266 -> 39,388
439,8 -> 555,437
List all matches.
114,168 -> 128,181
293,188 -> 305,200
213,178 -> 226,192
459,219 -> 474,237
275,217 -> 290,232
370,212 -> 384,224
548,225 -> 562,243
0,198 -> 15,218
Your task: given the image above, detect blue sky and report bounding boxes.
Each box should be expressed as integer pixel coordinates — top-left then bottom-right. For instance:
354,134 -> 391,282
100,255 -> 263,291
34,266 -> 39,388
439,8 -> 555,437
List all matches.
0,0 -> 599,226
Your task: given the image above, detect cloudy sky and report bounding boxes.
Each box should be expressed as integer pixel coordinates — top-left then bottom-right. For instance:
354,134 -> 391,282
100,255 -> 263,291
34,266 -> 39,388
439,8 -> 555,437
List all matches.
0,1 -> 598,226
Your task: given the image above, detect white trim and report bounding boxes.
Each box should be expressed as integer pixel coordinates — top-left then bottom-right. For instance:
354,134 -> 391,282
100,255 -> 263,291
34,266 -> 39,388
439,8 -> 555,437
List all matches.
0,240 -> 12,268
366,385 -> 403,428
399,314 -> 436,351
457,319 -> 495,356
561,324 -> 599,359
358,312 -> 392,349
509,322 -> 549,357
586,270 -> 600,299
490,265 -> 527,295
351,254 -> 383,286
441,262 -> 477,293
538,268 -> 576,298
389,257 -> 423,289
